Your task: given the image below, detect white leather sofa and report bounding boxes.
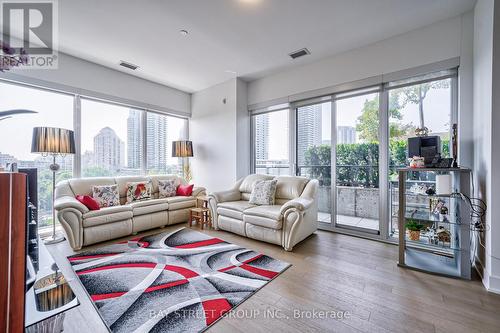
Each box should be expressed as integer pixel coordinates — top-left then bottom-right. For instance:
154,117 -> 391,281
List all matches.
208,174 -> 319,251
54,175 -> 206,250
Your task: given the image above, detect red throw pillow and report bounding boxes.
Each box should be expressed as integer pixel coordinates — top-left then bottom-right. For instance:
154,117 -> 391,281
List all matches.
76,195 -> 100,211
176,184 -> 194,196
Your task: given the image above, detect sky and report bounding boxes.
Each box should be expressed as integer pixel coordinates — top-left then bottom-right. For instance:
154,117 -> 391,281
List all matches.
0,80 -> 450,162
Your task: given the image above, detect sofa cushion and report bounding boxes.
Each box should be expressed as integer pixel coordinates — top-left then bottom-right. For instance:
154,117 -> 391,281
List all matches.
83,206 -> 133,227
158,179 -> 177,198
239,174 -> 274,194
129,198 -> 169,216
126,181 -> 152,203
249,179 -> 278,205
92,184 -> 120,208
218,200 -> 256,220
165,196 -> 196,210
69,177 -> 115,196
115,176 -> 150,204
150,175 -> 184,197
274,176 -> 309,200
244,205 -> 283,230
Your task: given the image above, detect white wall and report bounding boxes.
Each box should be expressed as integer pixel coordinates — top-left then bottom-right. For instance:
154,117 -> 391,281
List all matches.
190,78 -> 249,192
1,51 -> 191,115
473,0 -> 500,293
248,15 -> 464,105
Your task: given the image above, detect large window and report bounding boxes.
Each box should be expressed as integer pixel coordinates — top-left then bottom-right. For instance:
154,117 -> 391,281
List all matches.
0,81 -> 74,230
251,68 -> 457,240
146,113 -> 187,175
388,77 -> 452,236
254,110 -> 290,175
0,79 -> 189,234
81,99 -> 143,176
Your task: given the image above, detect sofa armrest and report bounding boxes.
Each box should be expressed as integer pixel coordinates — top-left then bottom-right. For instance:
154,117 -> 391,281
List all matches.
54,196 -> 89,214
280,197 -> 313,214
192,186 -> 206,197
208,189 -> 241,204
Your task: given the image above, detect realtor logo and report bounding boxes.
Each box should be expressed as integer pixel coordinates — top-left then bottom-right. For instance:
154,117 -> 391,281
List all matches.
1,0 -> 58,69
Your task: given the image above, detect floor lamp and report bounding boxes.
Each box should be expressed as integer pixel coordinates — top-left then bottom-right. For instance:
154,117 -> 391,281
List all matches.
31,127 -> 76,244
172,140 -> 193,183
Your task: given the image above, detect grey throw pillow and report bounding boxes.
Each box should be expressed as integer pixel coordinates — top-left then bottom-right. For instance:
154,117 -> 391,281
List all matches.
158,179 -> 177,198
249,179 -> 278,205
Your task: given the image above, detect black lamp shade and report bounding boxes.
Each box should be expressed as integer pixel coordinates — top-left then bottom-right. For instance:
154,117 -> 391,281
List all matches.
172,140 -> 193,157
31,127 -> 76,154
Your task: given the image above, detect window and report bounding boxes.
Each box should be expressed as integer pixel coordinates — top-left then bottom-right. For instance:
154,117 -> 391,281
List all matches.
388,77 -> 453,236
253,110 -> 290,175
250,67 -> 457,241
146,113 -> 187,175
0,81 -> 74,230
81,99 -> 143,176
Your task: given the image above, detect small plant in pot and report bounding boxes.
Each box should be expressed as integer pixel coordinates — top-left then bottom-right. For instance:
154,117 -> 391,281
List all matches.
405,219 -> 424,241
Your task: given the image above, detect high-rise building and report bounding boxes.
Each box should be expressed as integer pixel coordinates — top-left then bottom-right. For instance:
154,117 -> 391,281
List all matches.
146,113 -> 167,171
337,126 -> 356,144
297,104 -> 322,165
255,114 -> 269,161
127,110 -> 142,169
94,127 -> 124,170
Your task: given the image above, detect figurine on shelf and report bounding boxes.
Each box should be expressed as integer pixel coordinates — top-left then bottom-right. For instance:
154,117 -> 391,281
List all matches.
410,183 -> 427,195
436,226 -> 451,243
440,205 -> 449,215
425,187 -> 436,195
409,156 -> 425,168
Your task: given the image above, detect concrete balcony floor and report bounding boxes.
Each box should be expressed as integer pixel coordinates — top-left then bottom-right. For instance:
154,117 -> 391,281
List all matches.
318,211 -> 379,230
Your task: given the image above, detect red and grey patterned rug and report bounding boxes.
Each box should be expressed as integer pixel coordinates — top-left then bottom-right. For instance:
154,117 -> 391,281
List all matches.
68,228 -> 290,332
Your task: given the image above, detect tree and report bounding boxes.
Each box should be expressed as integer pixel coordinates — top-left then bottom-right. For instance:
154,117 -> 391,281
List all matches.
356,97 -> 414,142
391,80 -> 450,130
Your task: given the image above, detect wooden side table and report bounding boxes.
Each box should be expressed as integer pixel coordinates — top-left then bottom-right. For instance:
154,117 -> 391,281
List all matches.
188,208 -> 211,229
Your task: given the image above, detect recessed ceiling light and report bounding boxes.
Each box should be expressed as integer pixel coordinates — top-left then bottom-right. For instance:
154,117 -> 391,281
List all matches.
179,29 -> 189,36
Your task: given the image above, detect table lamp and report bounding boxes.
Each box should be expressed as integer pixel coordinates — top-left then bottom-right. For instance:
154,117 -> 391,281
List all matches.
31,127 -> 75,244
172,140 -> 193,183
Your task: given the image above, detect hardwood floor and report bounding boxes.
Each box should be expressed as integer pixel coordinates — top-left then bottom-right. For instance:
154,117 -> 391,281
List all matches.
47,226 -> 500,333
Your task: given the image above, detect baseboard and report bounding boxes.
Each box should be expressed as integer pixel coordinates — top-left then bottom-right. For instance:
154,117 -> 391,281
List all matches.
475,255 -> 500,294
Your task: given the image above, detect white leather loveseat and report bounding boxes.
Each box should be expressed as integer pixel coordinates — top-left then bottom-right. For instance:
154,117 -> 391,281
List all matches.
208,174 -> 318,251
54,175 -> 205,250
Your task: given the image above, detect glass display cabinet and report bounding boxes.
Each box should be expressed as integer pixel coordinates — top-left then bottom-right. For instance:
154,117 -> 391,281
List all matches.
395,168 -> 471,279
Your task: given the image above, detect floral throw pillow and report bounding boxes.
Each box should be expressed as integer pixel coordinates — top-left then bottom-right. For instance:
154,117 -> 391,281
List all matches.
249,179 -> 278,205
158,179 -> 177,198
92,185 -> 120,208
126,181 -> 152,203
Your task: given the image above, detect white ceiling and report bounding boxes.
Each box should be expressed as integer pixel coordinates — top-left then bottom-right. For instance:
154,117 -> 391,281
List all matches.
23,0 -> 479,92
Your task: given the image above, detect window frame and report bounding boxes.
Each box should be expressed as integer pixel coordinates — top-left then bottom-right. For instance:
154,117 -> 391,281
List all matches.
250,66 -> 459,242
0,78 -> 190,179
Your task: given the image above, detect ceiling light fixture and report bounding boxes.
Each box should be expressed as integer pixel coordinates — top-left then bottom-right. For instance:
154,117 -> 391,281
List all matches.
179,29 -> 189,36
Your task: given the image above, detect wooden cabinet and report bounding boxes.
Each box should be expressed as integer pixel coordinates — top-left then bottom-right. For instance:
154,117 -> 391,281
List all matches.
0,173 -> 27,333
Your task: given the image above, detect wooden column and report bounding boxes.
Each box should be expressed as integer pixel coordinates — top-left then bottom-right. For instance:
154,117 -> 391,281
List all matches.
0,173 -> 27,333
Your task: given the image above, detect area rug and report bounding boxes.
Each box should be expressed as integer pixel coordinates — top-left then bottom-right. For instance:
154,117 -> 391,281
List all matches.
67,228 -> 290,332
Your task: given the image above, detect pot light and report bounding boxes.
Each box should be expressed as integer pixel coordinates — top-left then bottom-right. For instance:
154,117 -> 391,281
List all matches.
179,29 -> 189,36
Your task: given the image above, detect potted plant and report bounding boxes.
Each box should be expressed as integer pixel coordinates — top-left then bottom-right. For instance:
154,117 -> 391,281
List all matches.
405,219 -> 424,241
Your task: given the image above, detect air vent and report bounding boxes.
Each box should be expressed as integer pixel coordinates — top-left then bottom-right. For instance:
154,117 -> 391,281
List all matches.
289,48 -> 310,59
119,61 -> 139,70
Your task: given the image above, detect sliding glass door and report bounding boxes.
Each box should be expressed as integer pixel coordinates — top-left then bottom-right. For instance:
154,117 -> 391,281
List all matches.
252,67 -> 458,241
296,102 -> 332,224
334,91 -> 380,232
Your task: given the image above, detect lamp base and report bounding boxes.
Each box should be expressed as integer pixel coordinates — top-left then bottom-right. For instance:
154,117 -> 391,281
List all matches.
44,234 -> 65,245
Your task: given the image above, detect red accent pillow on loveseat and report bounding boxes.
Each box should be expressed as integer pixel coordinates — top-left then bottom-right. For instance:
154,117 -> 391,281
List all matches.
176,184 -> 194,196
76,195 -> 100,211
